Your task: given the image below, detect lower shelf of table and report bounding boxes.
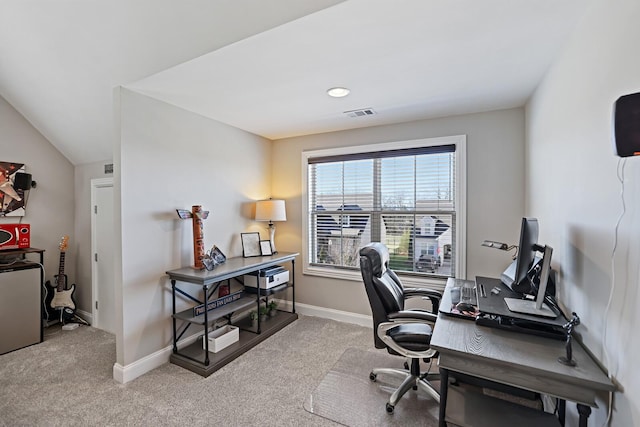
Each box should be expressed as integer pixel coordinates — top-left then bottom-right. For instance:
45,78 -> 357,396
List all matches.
170,311 -> 298,377
445,384 -> 560,427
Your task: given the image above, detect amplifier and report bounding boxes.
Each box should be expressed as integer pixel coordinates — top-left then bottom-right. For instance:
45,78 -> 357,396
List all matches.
243,266 -> 289,289
0,224 -> 30,250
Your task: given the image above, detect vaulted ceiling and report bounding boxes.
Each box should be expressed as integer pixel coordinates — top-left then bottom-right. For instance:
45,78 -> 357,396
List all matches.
0,0 -> 590,165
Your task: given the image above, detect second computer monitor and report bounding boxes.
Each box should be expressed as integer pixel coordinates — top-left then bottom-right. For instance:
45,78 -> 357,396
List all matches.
501,217 -> 539,294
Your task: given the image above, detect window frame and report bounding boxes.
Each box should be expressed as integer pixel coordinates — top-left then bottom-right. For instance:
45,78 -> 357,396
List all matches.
301,135 -> 467,288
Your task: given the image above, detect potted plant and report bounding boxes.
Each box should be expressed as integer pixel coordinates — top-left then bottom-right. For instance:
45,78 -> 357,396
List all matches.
249,310 -> 257,326
259,306 -> 269,322
268,300 -> 278,317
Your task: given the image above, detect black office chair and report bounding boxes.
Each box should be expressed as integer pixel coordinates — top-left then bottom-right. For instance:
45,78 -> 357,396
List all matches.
359,242 -> 442,413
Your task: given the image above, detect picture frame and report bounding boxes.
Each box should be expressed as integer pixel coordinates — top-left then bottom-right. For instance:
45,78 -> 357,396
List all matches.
260,240 -> 273,256
211,245 -> 226,264
0,162 -> 27,217
202,245 -> 227,271
240,232 -> 261,257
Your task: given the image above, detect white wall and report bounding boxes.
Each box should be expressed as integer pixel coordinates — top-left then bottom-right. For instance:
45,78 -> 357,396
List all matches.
273,108 -> 526,315
74,160 -> 113,318
527,0 -> 639,425
0,96 -> 76,286
117,88 -> 272,368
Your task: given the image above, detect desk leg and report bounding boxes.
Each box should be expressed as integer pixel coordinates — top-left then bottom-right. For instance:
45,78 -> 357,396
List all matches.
577,404 -> 591,427
171,280 -> 177,353
256,272 -> 262,334
438,367 -> 449,427
203,284 -> 210,366
558,399 -> 566,426
291,259 -> 296,313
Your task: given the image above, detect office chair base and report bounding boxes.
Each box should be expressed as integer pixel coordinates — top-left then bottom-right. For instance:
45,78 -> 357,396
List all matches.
370,368 -> 440,413
370,367 -> 411,382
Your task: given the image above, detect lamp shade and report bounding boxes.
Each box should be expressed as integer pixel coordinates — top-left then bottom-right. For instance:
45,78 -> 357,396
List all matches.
255,199 -> 286,222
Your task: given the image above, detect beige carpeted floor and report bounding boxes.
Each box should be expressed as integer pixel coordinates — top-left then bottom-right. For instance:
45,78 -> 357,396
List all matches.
1,315 -> 441,427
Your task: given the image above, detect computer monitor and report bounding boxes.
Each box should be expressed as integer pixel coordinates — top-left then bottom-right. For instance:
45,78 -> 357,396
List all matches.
501,217 -> 539,294
504,245 -> 557,318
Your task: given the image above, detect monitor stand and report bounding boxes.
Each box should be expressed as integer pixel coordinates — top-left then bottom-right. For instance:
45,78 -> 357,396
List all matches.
505,245 -> 557,319
504,298 -> 557,318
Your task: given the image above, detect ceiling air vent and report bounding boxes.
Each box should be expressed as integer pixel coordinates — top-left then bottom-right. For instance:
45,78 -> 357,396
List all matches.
343,108 -> 376,118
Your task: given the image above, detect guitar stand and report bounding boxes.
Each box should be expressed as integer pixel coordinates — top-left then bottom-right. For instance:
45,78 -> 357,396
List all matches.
59,308 -> 90,327
71,314 -> 90,326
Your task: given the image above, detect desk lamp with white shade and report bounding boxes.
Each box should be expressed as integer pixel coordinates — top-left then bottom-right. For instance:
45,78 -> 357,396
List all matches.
255,199 -> 286,253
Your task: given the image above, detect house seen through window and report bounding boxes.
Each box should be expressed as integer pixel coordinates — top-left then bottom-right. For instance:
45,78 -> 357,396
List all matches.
304,136 -> 465,279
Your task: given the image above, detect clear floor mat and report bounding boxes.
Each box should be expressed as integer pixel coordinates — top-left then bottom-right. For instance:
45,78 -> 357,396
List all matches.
303,347 -> 440,427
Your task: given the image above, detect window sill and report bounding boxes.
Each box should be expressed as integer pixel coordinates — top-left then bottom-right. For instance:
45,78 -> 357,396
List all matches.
303,264 -> 447,291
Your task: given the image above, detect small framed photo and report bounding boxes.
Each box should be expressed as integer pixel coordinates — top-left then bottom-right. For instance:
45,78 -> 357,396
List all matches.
211,245 -> 226,264
241,232 -> 261,257
260,240 -> 273,256
202,245 -> 227,271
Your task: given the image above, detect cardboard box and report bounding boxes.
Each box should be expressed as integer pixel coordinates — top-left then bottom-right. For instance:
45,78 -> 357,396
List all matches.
202,325 -> 239,353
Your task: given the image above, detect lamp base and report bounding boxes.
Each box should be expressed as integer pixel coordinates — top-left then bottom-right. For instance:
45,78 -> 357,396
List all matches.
268,223 -> 277,254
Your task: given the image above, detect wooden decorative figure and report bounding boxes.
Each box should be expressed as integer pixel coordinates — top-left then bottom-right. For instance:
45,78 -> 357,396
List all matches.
176,205 -> 209,269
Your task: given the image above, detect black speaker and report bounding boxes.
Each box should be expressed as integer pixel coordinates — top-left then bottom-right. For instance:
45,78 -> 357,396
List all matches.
613,92 -> 640,157
13,172 -> 32,190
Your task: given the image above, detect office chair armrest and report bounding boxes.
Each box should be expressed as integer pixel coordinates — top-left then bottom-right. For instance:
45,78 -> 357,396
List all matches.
403,288 -> 442,300
403,288 -> 442,312
388,310 -> 438,324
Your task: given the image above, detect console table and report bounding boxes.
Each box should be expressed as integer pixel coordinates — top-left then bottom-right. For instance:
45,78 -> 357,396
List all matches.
431,278 -> 614,427
166,252 -> 298,377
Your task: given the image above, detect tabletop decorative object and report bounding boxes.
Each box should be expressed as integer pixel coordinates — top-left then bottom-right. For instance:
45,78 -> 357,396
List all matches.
176,205 -> 209,269
202,245 -> 226,271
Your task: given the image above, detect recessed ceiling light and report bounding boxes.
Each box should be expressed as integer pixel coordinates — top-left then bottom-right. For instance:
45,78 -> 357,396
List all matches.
327,87 -> 350,98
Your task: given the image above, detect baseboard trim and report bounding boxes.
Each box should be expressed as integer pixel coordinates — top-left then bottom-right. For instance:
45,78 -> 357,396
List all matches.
113,303 -> 371,383
113,332 -> 201,384
278,300 -> 372,328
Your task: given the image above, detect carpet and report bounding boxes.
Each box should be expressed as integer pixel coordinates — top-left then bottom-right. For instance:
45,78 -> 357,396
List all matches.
1,316 -> 374,426
303,347 -> 440,427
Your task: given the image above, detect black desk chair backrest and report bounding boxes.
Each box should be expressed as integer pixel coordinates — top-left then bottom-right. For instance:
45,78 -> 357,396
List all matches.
359,242 -> 405,349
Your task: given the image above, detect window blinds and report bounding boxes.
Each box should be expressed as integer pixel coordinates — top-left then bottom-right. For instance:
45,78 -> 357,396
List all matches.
307,144 -> 456,276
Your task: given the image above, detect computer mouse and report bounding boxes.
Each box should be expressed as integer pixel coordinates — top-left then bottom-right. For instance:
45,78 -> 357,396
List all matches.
456,302 -> 476,312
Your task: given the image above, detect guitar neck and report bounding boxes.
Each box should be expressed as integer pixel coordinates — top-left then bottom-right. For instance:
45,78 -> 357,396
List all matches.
57,251 -> 66,291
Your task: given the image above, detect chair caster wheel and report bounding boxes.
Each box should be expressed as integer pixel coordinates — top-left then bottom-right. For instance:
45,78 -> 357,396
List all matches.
369,372 -> 377,382
386,403 -> 394,413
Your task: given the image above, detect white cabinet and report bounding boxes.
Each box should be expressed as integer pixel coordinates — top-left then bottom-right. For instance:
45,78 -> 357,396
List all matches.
0,264 -> 42,354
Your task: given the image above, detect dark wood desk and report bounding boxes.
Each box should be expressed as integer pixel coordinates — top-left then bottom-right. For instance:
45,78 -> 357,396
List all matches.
431,278 -> 614,427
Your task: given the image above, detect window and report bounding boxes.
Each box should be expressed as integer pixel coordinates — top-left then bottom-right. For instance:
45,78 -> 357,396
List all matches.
302,136 -> 466,284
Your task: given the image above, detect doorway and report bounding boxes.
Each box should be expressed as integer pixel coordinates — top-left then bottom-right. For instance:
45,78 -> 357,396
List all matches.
91,178 -> 115,333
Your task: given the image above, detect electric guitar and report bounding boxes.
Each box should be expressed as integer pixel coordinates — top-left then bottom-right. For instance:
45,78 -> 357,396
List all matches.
44,236 -> 76,314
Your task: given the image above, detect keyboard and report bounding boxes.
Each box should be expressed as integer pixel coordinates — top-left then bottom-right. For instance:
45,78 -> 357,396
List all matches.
461,285 -> 477,304
449,280 -> 478,305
